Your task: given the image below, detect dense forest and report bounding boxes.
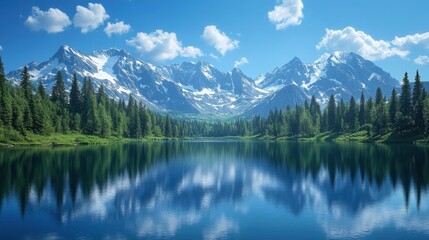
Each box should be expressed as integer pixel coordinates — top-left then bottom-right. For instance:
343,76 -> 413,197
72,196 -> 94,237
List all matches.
0,56 -> 428,142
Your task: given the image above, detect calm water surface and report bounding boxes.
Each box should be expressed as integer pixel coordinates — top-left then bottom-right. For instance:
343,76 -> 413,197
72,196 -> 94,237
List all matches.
0,141 -> 429,239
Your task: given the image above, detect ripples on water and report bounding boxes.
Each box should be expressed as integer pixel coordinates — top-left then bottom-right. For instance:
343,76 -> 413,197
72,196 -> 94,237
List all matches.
0,141 -> 428,239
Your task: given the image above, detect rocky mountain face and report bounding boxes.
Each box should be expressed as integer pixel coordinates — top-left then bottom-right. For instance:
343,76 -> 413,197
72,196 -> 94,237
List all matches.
7,46 -> 400,116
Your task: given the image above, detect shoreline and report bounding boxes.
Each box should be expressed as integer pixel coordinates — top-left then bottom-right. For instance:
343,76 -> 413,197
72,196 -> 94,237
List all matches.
1,130 -> 428,148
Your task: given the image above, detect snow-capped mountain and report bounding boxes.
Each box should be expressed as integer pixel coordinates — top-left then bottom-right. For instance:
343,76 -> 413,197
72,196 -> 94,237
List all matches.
248,52 -> 399,116
7,45 -> 265,114
6,46 -> 400,116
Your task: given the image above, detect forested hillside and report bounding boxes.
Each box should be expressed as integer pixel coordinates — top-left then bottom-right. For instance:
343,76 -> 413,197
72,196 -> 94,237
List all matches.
1,56 -> 428,144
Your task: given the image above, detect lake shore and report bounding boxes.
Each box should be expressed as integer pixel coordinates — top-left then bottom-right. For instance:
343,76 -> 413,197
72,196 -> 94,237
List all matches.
1,129 -> 428,148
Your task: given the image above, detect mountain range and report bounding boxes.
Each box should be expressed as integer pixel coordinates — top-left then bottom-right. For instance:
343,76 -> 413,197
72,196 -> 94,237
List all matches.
6,46 -> 400,116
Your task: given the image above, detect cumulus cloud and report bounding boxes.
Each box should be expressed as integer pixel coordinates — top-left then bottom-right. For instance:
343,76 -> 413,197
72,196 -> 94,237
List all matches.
415,55 -> 429,65
202,25 -> 239,55
25,6 -> 71,33
104,21 -> 131,37
268,0 -> 304,30
73,3 -> 109,33
234,57 -> 248,68
126,30 -> 202,61
181,46 -> 203,58
392,32 -> 429,49
316,27 -> 408,61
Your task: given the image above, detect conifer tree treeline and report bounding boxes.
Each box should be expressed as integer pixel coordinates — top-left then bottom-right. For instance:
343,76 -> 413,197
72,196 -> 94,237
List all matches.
0,59 -> 428,140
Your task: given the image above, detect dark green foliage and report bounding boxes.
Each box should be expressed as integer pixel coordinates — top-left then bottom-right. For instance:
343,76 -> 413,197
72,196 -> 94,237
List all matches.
69,73 -> 82,114
327,95 -> 336,131
398,72 -> 413,131
0,55 -> 428,140
37,82 -> 47,100
400,72 -> 412,116
20,66 -> 32,102
348,96 -> 358,131
51,71 -> 68,107
389,89 -> 398,128
375,87 -> 383,106
412,71 -> 425,131
359,91 -> 365,126
0,57 -> 12,127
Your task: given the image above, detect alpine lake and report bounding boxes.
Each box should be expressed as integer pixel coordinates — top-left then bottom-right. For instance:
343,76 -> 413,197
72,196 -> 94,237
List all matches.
1,140 -> 429,239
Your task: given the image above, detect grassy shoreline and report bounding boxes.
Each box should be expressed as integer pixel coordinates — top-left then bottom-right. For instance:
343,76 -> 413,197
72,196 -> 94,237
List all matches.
1,129 -> 427,148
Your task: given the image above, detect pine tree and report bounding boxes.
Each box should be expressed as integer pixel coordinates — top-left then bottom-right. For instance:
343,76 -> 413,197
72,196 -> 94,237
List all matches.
0,57 -> 12,127
165,115 -> 172,137
139,102 -> 152,137
127,95 -> 141,138
32,94 -> 51,134
389,89 -> 398,128
69,73 -> 82,114
399,72 -> 412,131
348,96 -> 358,131
423,96 -> 429,134
23,104 -> 33,132
20,66 -> 32,102
412,70 -> 425,131
12,99 -> 24,133
327,95 -> 336,131
51,70 -> 68,107
309,95 -> 321,124
375,87 -> 383,106
358,91 -> 365,126
83,93 -> 100,135
37,82 -> 47,100
98,103 -> 111,137
366,97 -> 375,124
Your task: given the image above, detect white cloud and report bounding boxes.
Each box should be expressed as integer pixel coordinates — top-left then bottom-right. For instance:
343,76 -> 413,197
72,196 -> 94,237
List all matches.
268,0 -> 304,30
126,30 -> 202,61
415,55 -> 429,65
209,53 -> 219,60
104,21 -> 131,37
316,27 -> 409,61
25,6 -> 71,33
234,57 -> 248,68
392,32 -> 429,48
181,46 -> 203,58
73,3 -> 109,33
202,25 -> 239,55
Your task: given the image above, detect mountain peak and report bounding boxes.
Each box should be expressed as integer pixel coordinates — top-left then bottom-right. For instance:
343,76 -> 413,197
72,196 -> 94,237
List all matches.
231,67 -> 242,73
52,45 -> 83,62
290,56 -> 302,63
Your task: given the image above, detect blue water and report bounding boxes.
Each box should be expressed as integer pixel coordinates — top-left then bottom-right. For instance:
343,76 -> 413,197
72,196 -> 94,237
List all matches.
0,141 -> 428,239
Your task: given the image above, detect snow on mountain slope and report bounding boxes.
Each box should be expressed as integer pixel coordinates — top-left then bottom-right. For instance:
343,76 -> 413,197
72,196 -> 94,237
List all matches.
6,46 -> 399,116
249,51 -> 399,116
6,45 -> 267,114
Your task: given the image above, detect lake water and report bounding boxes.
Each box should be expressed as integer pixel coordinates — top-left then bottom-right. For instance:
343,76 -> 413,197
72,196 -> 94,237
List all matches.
0,140 -> 429,239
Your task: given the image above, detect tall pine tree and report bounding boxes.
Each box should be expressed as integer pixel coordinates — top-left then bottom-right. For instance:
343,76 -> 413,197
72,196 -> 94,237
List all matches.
327,95 -> 336,131
412,70 -> 425,130
399,72 -> 412,131
348,96 -> 358,131
0,57 -> 12,127
69,72 -> 82,114
20,66 -> 32,102
358,91 -> 365,126
51,70 -> 68,107
389,89 -> 398,128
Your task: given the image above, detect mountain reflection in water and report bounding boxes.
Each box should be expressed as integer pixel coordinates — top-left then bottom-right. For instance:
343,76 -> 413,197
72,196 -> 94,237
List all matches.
0,141 -> 428,239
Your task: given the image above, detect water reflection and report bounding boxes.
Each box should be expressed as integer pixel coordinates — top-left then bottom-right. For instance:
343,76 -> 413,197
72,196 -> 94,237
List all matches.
0,141 -> 428,239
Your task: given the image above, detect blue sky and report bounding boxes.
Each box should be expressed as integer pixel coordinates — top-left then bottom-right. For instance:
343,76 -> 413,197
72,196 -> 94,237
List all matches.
0,0 -> 428,81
